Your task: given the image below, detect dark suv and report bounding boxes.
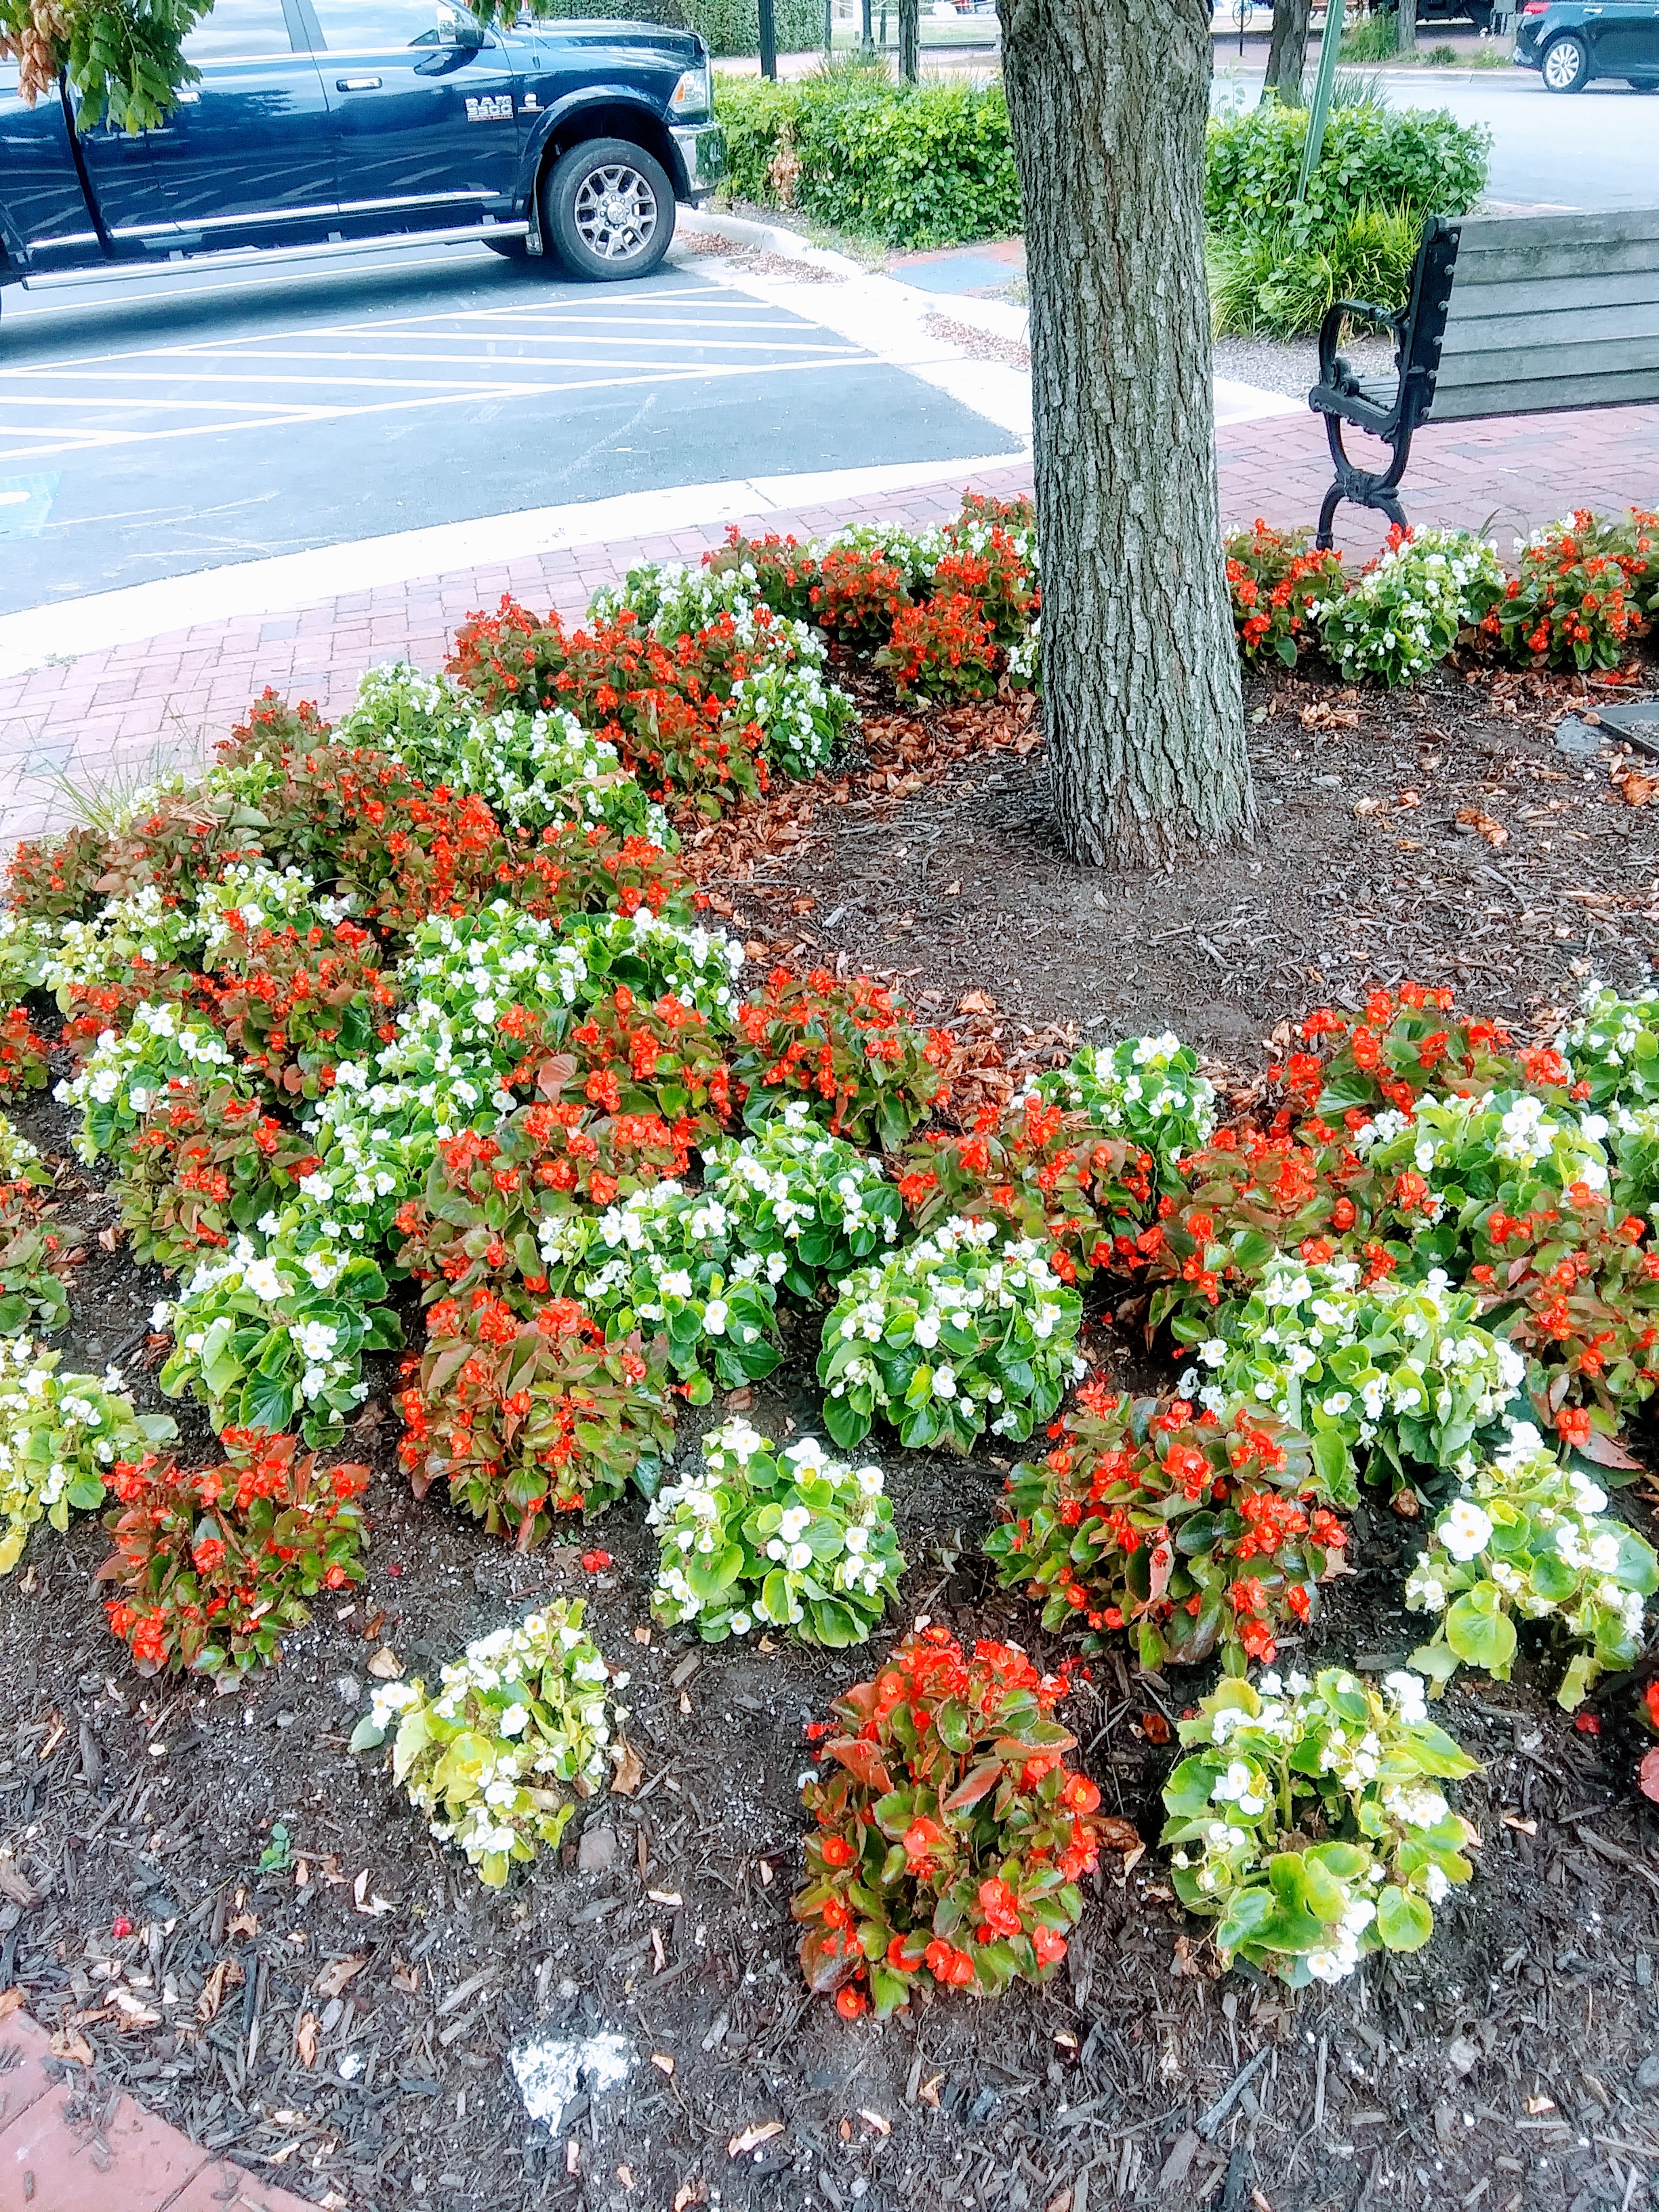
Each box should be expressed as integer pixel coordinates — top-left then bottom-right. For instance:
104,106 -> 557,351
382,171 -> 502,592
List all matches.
1514,0 -> 1659,90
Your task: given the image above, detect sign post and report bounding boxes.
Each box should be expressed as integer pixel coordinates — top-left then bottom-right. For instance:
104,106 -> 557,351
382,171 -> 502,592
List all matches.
759,0 -> 778,78
1295,0 -> 1345,203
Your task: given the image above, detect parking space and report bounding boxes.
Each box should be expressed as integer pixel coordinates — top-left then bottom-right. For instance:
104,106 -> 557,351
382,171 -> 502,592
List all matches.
0,240 -> 1021,612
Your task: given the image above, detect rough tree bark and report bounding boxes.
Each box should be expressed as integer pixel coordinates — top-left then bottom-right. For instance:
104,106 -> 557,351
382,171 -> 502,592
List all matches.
999,0 -> 1252,868
1263,0 -> 1313,101
897,0 -> 919,79
1397,0 -> 1418,58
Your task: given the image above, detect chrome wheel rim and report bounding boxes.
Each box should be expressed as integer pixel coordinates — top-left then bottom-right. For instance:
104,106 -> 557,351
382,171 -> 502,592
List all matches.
1543,40 -> 1580,83
573,163 -> 659,261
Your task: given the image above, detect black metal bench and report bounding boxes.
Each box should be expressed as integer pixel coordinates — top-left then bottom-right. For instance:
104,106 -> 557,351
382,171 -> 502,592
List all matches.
1307,207 -> 1659,547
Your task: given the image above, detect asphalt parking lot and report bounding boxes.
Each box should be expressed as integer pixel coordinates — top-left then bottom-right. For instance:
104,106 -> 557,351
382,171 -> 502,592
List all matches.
0,240 -> 1021,613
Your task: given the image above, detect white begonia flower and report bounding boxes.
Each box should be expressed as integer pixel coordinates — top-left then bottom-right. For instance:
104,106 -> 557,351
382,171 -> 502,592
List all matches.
1437,1498 -> 1494,1563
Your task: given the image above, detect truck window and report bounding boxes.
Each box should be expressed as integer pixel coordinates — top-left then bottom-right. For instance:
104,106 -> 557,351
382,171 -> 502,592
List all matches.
310,0 -> 484,45
181,0 -> 299,58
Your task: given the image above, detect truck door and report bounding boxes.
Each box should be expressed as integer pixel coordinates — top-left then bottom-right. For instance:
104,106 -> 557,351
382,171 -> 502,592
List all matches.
309,0 -> 522,233
1,59 -> 103,273
75,0 -> 335,249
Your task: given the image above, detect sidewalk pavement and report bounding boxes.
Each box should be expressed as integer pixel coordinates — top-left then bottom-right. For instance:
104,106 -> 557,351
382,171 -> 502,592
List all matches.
2,400 -> 1656,842
0,2005 -> 316,2212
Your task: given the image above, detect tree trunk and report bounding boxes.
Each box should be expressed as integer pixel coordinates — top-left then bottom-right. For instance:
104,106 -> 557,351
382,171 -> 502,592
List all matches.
1396,0 -> 1416,56
999,0 -> 1252,869
1263,0 -> 1313,100
897,0 -> 920,79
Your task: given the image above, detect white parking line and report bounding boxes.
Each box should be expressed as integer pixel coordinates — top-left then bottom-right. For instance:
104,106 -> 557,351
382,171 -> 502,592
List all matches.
0,352 -> 884,463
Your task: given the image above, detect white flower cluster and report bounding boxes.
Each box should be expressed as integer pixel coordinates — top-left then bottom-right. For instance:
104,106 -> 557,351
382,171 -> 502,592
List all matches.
46,859 -> 344,1010
0,1112 -> 46,1189
385,901 -> 587,1086
1359,1087 -> 1612,1204
162,1223 -> 369,1411
354,1600 -> 628,1888
588,558 -> 855,780
1312,527 -> 1507,687
1564,982 -> 1659,1110
571,907 -> 743,1019
819,1212 -> 1084,1449
340,660 -> 672,843
707,1105 -> 901,1294
1190,1256 -> 1521,1496
1405,1420 -> 1658,1708
1162,1666 -> 1477,1986
534,1180 -> 779,1385
0,1337 -> 175,1574
56,1000 -> 238,1161
0,909 -> 50,1004
1023,1031 -> 1215,1181
647,1420 -> 901,1644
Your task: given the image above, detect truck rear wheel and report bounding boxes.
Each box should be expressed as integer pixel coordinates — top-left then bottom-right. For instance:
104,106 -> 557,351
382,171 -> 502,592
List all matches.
541,138 -> 674,283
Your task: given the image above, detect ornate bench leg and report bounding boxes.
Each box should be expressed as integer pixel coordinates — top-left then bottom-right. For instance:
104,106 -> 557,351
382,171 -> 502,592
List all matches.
1314,413 -> 1414,550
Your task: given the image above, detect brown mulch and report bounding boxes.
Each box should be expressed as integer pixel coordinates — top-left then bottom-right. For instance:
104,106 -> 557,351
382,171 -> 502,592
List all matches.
3,655 -> 1659,2212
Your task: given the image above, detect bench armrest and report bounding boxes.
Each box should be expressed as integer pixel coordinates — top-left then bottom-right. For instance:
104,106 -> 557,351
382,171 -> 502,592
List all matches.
1316,297 -> 1406,388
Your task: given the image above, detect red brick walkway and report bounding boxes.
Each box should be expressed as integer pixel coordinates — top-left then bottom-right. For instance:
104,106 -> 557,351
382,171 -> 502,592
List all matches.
0,2006 -> 314,2212
2,402 -> 1656,839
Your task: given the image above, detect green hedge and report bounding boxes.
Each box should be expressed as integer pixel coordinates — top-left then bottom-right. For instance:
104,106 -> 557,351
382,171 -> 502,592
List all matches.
525,0 -> 823,55
710,75 -> 1488,260
1205,99 -> 1490,249
714,70 -> 1020,248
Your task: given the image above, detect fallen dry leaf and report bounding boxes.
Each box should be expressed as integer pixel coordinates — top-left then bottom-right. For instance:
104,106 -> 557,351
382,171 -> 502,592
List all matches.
1614,765 -> 1657,807
648,1887 -> 683,1907
1455,806 -> 1509,848
1500,1812 -> 1538,1835
609,1740 -> 645,1796
672,2183 -> 708,2211
918,2073 -> 944,2108
50,2028 -> 94,2066
197,1957 -> 244,2022
651,2053 -> 676,2077
352,1870 -> 395,1916
859,2109 -> 891,2137
295,2011 -> 319,2066
110,1988 -> 162,2028
97,1224 -> 121,1254
365,1646 -> 404,1680
1352,795 -> 1385,817
728,2121 -> 784,2159
1641,1746 -> 1659,1806
314,1952 -> 367,2000
1300,701 -> 1360,729
957,990 -> 997,1015
227,1910 -> 259,1938
0,1987 -> 22,2021
1525,2093 -> 1557,2115
1396,787 -> 1422,809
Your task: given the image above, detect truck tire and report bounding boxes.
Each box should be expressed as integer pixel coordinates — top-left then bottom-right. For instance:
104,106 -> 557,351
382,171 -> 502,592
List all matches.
541,137 -> 674,283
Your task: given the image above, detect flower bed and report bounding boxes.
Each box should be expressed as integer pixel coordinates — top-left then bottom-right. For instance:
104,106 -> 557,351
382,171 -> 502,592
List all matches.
7,486 -> 1659,2055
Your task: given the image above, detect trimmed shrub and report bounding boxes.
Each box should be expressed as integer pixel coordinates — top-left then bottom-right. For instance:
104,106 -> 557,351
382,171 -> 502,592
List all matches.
510,0 -> 823,52
715,71 -> 1021,248
1205,99 -> 1489,250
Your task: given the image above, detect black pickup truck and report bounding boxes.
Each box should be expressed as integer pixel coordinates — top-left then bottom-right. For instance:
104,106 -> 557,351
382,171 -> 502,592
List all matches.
1,0 -> 726,307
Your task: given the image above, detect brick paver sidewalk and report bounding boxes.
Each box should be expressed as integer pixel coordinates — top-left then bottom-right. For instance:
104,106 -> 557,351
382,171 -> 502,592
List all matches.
2,402 -> 1656,839
0,2005 -> 315,2212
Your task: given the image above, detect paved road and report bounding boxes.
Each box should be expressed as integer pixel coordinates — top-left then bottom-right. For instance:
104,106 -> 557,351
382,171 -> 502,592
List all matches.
1212,64 -> 1659,210
0,241 -> 1020,614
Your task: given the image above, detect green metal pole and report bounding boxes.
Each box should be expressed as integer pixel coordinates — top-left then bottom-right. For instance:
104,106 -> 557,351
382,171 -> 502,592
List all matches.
1295,0 -> 1345,201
